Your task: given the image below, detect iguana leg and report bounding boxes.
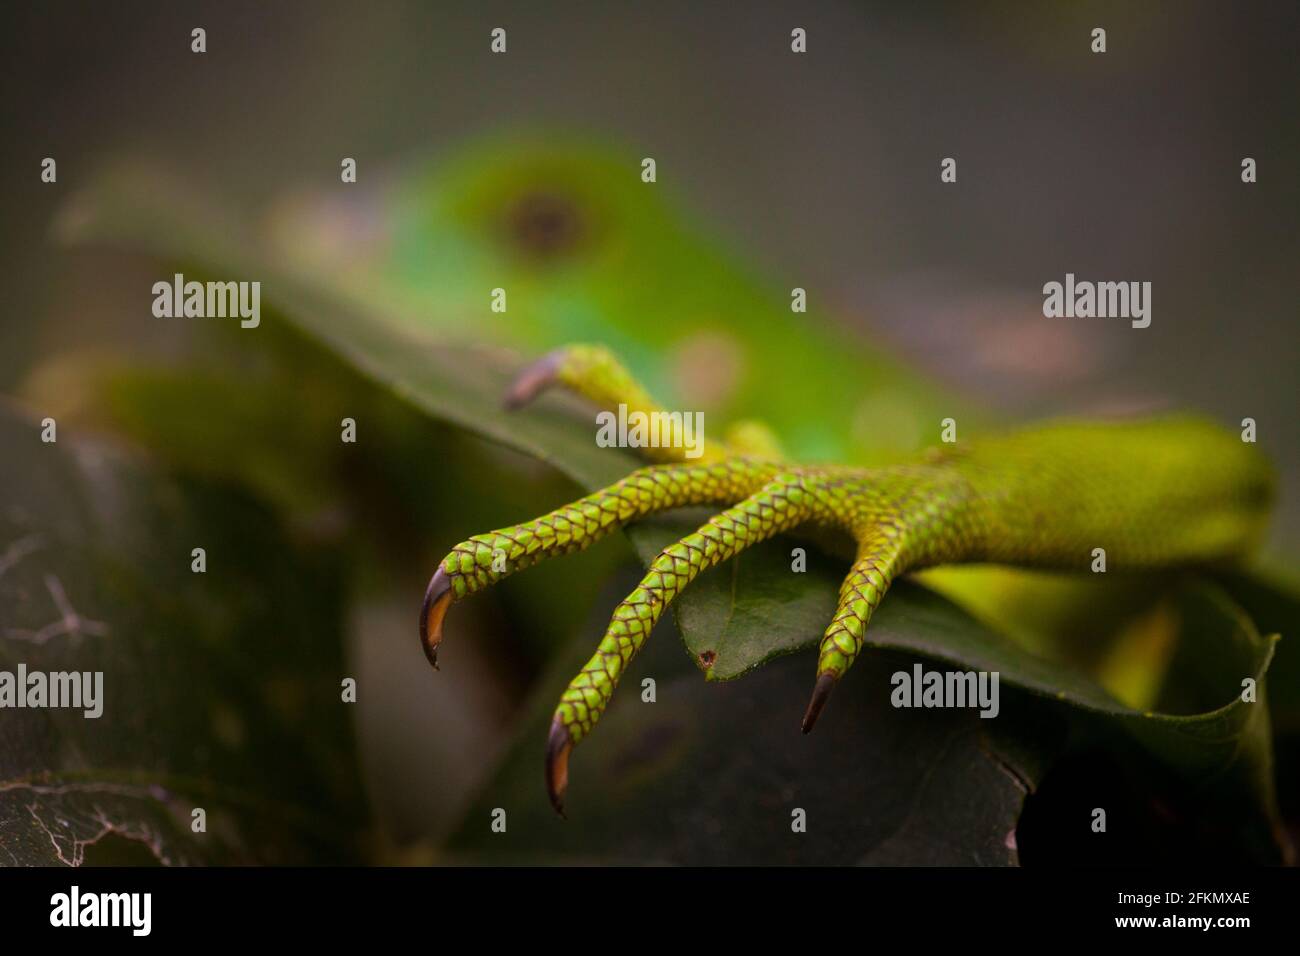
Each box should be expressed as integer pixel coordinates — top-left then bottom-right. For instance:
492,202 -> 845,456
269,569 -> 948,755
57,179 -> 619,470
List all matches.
424,348 -> 1273,815
541,460 -> 984,808
505,343 -> 724,463
505,342 -> 788,461
545,471 -> 821,813
803,535 -> 906,732
420,457 -> 779,667
801,420 -> 1275,731
424,345 -> 789,665
505,344 -> 653,414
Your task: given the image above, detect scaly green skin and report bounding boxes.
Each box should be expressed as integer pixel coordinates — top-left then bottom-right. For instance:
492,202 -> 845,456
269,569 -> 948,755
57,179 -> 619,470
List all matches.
323,138 -> 1274,811
422,349 -> 1274,812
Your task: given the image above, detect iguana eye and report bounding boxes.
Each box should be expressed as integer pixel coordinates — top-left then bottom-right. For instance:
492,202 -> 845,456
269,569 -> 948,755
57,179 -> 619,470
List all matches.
503,190 -> 586,262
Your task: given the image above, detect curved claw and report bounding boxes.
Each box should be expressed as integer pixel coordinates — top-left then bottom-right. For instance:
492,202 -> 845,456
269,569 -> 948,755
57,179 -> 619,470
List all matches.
800,672 -> 838,734
503,349 -> 565,410
544,720 -> 573,819
419,568 -> 453,670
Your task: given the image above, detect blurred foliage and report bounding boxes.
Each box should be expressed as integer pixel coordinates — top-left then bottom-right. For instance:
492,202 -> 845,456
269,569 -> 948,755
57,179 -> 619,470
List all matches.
0,403 -> 365,864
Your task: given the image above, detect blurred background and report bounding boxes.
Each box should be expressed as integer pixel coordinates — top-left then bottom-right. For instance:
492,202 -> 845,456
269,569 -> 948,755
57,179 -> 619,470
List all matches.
1,1 -> 1296,864
5,1 -> 1297,467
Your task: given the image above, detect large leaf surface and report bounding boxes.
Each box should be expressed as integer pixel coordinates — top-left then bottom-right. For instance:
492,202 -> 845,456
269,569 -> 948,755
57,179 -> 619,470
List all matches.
443,571 -> 1282,863
440,573 -> 1059,864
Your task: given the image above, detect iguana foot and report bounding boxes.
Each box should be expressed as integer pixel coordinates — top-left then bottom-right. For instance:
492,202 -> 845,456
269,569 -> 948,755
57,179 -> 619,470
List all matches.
425,454 -> 978,812
419,346 -> 1272,814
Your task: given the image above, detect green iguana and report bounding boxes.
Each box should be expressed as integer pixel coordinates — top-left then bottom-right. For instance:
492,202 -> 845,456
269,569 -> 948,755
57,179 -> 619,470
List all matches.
272,138 -> 1276,814
419,348 -> 1271,814
47,135 -> 1287,824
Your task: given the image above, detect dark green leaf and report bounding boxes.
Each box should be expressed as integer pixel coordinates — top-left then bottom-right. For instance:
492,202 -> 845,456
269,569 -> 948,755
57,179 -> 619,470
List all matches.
441,574 -> 1060,864
0,403 -> 364,864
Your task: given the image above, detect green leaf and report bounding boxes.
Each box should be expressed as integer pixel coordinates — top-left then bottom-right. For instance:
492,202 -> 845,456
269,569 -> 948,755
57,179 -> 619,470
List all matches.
662,514 -> 1282,851
648,514 -> 1279,816
442,570 -> 1281,863
0,403 -> 365,864
1215,570 -> 1300,734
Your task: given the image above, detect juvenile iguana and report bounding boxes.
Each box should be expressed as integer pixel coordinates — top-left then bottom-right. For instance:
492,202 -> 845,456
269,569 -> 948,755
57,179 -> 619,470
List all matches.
49,136 -> 1283,820
292,139 -> 1281,814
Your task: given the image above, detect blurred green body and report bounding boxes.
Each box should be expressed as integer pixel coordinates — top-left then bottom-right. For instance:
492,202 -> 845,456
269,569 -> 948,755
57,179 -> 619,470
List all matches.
275,136 -> 958,464
276,137 -> 1279,734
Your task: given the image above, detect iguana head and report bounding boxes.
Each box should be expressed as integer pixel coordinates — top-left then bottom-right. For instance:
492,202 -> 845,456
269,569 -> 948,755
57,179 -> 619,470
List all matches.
265,132 -> 947,461
268,135 -> 730,391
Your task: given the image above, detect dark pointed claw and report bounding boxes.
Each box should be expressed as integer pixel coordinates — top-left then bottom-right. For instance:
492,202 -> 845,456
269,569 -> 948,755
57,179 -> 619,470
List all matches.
801,672 -> 838,734
503,349 -> 565,410
419,568 -> 453,670
544,719 -> 573,818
